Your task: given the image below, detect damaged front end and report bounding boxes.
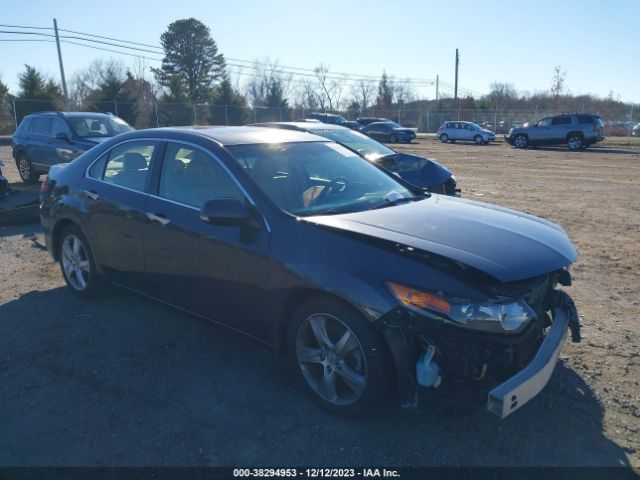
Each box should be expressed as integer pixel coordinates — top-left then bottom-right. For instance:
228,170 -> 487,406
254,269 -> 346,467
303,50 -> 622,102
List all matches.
375,269 -> 581,418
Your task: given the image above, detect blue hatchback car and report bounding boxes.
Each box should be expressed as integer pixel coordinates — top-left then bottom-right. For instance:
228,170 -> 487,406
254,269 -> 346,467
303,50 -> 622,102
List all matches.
12,111 -> 133,183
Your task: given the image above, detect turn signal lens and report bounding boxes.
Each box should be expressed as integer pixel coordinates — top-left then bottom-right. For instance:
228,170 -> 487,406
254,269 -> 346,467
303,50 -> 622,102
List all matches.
386,282 -> 451,315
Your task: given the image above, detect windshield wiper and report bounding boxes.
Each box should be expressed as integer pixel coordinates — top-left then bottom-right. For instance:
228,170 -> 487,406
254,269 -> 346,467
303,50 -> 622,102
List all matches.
372,196 -> 423,210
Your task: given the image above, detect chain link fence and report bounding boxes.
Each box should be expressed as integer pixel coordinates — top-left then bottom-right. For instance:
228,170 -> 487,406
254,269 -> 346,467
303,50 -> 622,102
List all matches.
1,99 -> 636,136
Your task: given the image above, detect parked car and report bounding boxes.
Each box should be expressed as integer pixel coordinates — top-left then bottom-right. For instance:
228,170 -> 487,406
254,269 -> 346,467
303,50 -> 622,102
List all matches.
355,117 -> 390,129
0,160 -> 8,198
252,122 -> 458,195
436,122 -> 496,144
505,113 -> 604,150
633,123 -> 640,137
12,111 -> 133,183
307,113 -> 359,130
41,126 -> 580,418
603,121 -> 634,137
361,121 -> 416,143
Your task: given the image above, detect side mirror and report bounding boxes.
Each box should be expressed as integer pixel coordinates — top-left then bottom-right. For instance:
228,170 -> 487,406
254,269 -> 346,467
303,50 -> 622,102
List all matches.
56,132 -> 71,142
200,198 -> 251,226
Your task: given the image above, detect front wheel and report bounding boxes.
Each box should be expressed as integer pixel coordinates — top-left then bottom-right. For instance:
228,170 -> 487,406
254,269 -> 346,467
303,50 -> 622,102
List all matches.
16,153 -> 39,184
58,225 -> 99,298
473,135 -> 483,145
389,133 -> 398,143
439,134 -> 449,143
514,134 -> 528,149
287,297 -> 392,418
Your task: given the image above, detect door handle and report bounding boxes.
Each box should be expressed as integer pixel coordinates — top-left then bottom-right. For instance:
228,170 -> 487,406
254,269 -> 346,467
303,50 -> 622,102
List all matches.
82,190 -> 99,201
146,212 -> 171,226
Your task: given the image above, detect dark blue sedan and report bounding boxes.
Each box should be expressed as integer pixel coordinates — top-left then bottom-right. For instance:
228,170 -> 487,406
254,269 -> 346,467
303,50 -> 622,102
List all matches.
40,126 -> 580,418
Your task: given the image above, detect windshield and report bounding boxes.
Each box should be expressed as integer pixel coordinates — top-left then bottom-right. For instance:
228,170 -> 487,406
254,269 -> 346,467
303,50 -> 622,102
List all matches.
226,141 -> 416,217
67,116 -> 133,138
309,128 -> 395,157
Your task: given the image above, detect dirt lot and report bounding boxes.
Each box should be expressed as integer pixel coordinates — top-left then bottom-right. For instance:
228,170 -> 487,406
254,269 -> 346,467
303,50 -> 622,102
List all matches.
0,139 -> 639,468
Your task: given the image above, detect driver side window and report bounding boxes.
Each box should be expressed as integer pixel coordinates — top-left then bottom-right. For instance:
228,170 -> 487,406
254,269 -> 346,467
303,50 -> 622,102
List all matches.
158,142 -> 243,209
537,118 -> 551,127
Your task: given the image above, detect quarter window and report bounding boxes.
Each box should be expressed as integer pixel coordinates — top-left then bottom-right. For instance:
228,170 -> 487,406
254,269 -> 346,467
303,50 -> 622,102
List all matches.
101,141 -> 157,192
158,143 -> 243,209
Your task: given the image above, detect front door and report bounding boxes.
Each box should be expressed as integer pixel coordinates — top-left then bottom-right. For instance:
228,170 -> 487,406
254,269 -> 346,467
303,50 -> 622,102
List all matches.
143,141 -> 271,338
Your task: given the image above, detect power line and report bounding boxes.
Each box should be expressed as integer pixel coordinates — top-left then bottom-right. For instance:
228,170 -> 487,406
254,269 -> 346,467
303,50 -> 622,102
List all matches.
2,22 -> 484,96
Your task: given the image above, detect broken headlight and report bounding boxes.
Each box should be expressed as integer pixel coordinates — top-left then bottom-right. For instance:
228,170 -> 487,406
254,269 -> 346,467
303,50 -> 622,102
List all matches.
386,281 -> 535,334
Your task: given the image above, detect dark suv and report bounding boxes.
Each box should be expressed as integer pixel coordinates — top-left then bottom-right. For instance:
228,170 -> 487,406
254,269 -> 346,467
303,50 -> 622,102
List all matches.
307,113 -> 359,130
505,113 -> 604,150
12,111 -> 133,183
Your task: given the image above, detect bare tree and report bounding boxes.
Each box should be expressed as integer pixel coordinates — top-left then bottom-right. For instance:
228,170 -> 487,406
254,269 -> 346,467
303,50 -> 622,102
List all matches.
487,82 -> 519,110
313,64 -> 346,111
246,58 -> 292,107
350,79 -> 375,114
550,66 -> 566,110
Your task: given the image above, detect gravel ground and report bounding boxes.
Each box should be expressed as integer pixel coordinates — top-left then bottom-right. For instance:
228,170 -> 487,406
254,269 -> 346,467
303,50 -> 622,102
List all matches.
0,140 -> 638,468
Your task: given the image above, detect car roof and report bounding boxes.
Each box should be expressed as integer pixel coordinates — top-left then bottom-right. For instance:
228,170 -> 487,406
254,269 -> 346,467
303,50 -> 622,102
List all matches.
252,122 -> 350,132
366,121 -> 396,126
137,126 -> 329,146
27,111 -> 117,118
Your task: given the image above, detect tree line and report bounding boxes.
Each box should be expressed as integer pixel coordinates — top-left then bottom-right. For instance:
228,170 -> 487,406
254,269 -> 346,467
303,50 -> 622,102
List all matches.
0,18 -> 636,129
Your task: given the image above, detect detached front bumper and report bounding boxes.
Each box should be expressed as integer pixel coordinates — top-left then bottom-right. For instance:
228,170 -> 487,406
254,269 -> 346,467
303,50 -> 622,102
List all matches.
487,291 -> 580,418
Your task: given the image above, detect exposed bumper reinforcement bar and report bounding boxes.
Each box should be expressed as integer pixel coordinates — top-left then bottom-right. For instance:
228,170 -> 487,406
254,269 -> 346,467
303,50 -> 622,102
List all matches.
487,295 -> 578,418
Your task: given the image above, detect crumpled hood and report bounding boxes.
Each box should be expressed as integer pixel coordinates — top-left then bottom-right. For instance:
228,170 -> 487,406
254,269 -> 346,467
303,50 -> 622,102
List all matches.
302,195 -> 577,282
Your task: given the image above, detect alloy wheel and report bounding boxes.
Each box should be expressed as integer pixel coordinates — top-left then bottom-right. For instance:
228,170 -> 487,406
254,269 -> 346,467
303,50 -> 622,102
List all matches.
296,313 -> 367,406
567,135 -> 583,150
18,157 -> 31,181
61,234 -> 91,291
515,134 -> 528,148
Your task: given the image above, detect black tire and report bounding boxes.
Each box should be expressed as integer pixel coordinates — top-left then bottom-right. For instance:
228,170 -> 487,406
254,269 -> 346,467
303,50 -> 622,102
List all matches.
389,133 -> 398,143
58,224 -> 100,299
514,134 -> 528,149
567,133 -> 583,150
287,296 -> 393,418
15,153 -> 39,184
473,135 -> 483,145
439,134 -> 449,143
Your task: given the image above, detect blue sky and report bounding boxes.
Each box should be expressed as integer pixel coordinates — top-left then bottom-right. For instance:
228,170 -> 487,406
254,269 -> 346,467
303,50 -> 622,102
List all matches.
1,0 -> 639,103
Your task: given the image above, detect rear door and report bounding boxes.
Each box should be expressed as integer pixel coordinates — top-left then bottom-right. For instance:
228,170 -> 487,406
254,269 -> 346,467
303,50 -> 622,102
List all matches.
143,141 -> 272,338
79,139 -> 160,287
27,116 -> 53,171
550,115 -> 572,142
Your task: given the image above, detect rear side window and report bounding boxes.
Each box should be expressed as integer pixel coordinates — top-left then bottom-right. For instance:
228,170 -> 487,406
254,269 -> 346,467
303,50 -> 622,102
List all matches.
577,115 -> 595,124
552,116 -> 572,125
100,141 -> 158,192
32,117 -> 52,135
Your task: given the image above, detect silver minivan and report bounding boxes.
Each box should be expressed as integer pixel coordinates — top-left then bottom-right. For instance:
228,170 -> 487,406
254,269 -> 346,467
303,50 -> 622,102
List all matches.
437,121 -> 496,144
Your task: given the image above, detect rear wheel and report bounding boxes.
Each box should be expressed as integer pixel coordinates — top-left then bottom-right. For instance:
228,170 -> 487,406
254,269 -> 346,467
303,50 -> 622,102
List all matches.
567,133 -> 583,150
287,297 -> 392,418
473,135 -> 483,145
58,225 -> 99,298
16,153 -> 39,184
389,133 -> 398,143
439,134 -> 449,143
514,134 -> 528,149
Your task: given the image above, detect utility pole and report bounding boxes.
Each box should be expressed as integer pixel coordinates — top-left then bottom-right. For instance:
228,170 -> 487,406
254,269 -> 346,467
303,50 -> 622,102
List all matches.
454,48 -> 459,113
53,19 -> 69,106
435,75 -> 439,102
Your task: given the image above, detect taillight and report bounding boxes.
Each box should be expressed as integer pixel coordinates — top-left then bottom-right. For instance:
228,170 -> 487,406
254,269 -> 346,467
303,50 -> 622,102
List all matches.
437,127 -> 442,132
40,176 -> 49,201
